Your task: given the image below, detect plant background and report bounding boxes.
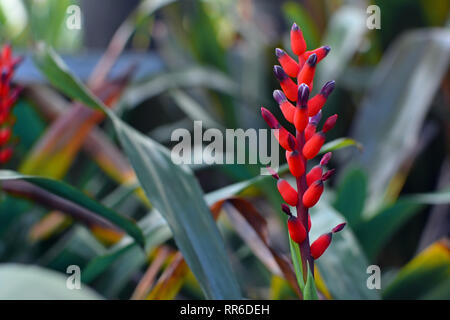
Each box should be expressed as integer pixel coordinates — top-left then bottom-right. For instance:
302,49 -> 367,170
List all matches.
0,0 -> 449,300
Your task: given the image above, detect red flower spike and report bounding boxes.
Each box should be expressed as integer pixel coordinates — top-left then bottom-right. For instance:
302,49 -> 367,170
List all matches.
297,54 -> 317,87
323,114 -> 338,133
311,233 -> 332,260
332,222 -> 346,233
0,147 -> 13,164
304,46 -> 330,63
303,179 -> 324,208
288,216 -> 307,244
275,48 -> 300,78
290,23 -> 307,56
286,149 -> 305,177
294,84 -> 309,132
0,45 -> 21,166
308,214 -> 312,232
303,132 -> 325,159
306,165 -> 322,187
274,65 -> 298,101
273,90 -> 295,123
307,80 -> 335,116
0,128 -> 11,146
277,179 -> 298,206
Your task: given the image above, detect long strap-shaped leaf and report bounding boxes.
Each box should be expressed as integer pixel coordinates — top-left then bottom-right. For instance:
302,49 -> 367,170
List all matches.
33,45 -> 242,299
0,170 -> 145,247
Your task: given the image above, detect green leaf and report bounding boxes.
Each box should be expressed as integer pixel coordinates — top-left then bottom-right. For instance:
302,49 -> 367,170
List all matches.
0,264 -> 101,299
32,44 -> 105,112
350,29 -> 450,209
310,201 -> 380,299
0,170 -> 145,248
303,265 -> 318,300
355,188 -> 450,260
289,237 -> 305,292
82,211 -> 171,284
382,240 -> 450,299
356,200 -> 423,260
32,44 -> 242,300
319,138 -> 362,155
333,167 -> 367,228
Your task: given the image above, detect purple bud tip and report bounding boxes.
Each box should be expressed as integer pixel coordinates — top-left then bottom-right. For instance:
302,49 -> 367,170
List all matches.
320,80 -> 335,98
273,90 -> 286,104
267,166 -> 279,180
281,204 -> 292,216
322,46 -> 331,55
275,48 -> 285,59
320,152 -> 332,166
292,23 -> 299,31
310,110 -> 322,125
273,65 -> 287,81
297,84 -> 310,108
332,222 -> 346,233
321,168 -> 336,181
307,53 -> 317,66
261,107 -> 280,129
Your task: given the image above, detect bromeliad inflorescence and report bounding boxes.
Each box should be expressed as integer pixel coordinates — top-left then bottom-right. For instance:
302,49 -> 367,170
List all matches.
0,44 -> 22,165
261,23 -> 346,286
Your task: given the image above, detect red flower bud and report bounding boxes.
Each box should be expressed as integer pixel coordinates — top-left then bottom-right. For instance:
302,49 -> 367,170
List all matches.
332,222 -> 346,233
306,165 -> 322,187
275,48 -> 299,78
304,46 -> 330,63
273,90 -> 295,123
281,204 -> 292,216
297,54 -> 317,88
303,132 -> 325,159
311,233 -> 332,259
261,107 -> 296,151
323,114 -> 338,133
294,84 -> 309,132
0,128 -> 11,146
321,168 -> 336,181
286,149 -> 305,177
304,123 -> 316,141
0,147 -> 13,164
288,216 -> 307,244
303,179 -> 323,208
277,179 -> 298,206
274,65 -> 298,102
290,23 -> 307,56
307,81 -> 335,116
320,152 -> 332,166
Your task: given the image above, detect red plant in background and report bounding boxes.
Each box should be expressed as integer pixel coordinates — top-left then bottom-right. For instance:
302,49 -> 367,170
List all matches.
0,44 -> 22,165
262,23 -> 345,281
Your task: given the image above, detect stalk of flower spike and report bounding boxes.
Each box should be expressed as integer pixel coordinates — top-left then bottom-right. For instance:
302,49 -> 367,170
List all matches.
0,44 -> 22,165
264,23 -> 346,288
